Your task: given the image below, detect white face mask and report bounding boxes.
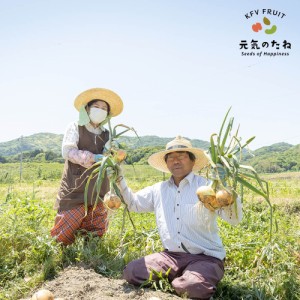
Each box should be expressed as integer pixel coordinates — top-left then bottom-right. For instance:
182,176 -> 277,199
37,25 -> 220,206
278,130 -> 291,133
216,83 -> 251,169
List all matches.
89,107 -> 108,124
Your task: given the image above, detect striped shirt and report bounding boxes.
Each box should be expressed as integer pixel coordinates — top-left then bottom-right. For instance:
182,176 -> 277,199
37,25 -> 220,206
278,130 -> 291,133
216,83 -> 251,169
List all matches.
118,172 -> 243,260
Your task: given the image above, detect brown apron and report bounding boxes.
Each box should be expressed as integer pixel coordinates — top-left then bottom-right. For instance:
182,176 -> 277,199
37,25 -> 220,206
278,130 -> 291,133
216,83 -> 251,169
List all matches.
55,125 -> 110,211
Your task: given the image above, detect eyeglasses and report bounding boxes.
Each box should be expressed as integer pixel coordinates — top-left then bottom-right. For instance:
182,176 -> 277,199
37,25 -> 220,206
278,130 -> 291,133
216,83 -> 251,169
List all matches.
166,153 -> 188,162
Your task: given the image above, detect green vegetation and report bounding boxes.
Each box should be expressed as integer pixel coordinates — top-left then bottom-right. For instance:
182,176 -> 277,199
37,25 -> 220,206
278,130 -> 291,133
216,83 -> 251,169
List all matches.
0,133 -> 63,157
243,144 -> 300,173
0,163 -> 299,299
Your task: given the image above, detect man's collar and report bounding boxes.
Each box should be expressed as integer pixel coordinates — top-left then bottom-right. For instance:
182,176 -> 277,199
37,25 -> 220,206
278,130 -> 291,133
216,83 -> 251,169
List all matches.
168,172 -> 195,186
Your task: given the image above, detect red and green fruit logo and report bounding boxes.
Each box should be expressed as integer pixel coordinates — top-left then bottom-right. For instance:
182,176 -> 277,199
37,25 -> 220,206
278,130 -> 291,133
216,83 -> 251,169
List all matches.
252,17 -> 277,34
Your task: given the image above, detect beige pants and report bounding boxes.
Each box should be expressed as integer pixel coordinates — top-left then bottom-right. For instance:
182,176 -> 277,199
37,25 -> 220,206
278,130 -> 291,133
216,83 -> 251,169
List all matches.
123,250 -> 224,299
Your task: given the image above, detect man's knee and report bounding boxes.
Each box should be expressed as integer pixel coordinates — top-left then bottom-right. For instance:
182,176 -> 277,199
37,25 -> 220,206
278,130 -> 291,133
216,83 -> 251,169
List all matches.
123,258 -> 149,285
172,272 -> 216,299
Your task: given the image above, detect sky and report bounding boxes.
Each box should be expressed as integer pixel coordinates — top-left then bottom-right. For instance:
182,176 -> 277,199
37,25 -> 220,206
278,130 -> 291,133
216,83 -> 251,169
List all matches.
0,0 -> 299,149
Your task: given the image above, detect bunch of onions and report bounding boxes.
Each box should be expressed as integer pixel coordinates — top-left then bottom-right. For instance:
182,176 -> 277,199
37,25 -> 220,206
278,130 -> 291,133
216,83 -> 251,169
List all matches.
83,119 -> 137,229
196,185 -> 234,212
197,107 -> 274,240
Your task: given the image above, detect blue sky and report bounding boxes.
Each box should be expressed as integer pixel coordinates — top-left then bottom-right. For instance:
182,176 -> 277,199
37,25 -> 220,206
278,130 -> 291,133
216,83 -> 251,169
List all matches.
0,0 -> 299,149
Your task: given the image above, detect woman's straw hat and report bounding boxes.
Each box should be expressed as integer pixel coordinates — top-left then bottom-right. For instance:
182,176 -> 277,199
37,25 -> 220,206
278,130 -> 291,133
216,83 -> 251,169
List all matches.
74,88 -> 123,117
148,136 -> 209,173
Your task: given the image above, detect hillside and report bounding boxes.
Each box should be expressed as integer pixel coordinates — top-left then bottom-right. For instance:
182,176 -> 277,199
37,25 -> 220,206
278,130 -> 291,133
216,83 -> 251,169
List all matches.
0,133 -> 64,157
0,133 -> 299,172
0,133 -> 210,157
244,143 -> 300,173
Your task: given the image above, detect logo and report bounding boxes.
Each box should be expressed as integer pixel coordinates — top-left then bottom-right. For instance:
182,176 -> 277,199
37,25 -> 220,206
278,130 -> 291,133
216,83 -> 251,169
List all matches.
252,17 -> 276,34
239,9 -> 291,57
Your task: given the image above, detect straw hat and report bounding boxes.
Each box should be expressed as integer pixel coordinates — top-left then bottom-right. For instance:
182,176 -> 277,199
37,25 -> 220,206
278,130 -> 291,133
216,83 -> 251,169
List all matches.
74,88 -> 123,117
148,136 -> 209,173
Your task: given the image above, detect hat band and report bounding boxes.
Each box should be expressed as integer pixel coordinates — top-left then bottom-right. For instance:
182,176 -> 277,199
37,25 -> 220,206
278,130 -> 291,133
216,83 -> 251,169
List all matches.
167,145 -> 188,150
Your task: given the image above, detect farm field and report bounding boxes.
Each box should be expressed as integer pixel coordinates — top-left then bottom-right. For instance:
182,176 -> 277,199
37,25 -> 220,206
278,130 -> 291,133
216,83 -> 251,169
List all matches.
0,163 -> 299,299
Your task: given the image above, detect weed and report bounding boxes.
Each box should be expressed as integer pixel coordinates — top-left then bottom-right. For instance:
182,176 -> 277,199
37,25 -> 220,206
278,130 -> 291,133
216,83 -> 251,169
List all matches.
140,267 -> 174,293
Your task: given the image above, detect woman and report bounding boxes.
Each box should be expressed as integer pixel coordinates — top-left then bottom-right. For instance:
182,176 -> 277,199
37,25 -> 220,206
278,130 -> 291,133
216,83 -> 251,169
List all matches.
50,88 -> 123,245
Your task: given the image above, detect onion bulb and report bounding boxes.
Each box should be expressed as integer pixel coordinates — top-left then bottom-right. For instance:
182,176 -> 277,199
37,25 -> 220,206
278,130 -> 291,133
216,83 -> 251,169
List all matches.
196,186 -> 216,204
196,185 -> 234,211
103,191 -> 122,210
216,189 -> 234,206
31,289 -> 54,300
114,149 -> 127,163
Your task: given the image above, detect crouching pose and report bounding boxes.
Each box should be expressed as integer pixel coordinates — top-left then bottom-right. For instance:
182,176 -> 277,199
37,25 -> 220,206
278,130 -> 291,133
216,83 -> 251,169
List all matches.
113,136 -> 243,299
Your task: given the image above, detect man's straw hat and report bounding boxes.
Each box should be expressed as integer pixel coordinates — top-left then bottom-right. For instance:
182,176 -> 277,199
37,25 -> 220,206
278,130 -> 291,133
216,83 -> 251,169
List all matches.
74,88 -> 123,117
148,136 -> 209,173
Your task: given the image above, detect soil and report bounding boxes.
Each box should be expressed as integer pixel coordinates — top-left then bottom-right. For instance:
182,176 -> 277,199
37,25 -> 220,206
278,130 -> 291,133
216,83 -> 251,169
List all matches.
22,266 -> 184,300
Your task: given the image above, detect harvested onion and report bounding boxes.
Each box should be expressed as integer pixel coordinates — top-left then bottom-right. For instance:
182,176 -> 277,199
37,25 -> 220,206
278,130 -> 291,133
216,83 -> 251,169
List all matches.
196,185 -> 234,211
31,289 -> 54,300
196,186 -> 216,204
103,191 -> 122,210
216,189 -> 234,206
114,149 -> 127,163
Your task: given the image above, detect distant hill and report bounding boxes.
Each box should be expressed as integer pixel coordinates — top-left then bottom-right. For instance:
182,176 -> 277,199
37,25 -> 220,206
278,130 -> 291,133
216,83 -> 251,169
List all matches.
0,133 -> 64,157
250,142 -> 293,156
0,133 -> 210,157
0,133 -> 299,172
118,135 -> 210,150
243,142 -> 299,172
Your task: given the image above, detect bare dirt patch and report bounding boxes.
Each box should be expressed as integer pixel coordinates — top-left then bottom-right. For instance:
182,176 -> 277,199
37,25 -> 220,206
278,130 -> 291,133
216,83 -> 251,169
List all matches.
22,266 -> 183,300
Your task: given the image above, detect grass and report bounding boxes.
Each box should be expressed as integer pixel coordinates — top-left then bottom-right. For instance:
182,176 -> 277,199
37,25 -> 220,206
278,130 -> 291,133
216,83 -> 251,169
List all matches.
0,163 -> 299,299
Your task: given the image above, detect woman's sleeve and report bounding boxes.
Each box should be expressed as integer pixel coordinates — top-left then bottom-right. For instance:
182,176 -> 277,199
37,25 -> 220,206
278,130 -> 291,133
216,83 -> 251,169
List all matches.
62,122 -> 95,168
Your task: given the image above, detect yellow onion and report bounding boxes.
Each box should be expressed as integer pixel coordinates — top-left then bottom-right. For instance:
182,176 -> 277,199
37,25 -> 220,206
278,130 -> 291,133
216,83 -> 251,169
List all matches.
114,149 -> 127,163
216,189 -> 234,206
202,202 -> 216,212
196,186 -> 216,204
196,185 -> 234,211
31,289 -> 54,300
103,191 -> 122,210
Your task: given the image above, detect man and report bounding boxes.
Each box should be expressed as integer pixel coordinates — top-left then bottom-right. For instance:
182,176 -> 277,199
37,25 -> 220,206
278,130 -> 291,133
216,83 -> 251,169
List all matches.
115,136 -> 243,299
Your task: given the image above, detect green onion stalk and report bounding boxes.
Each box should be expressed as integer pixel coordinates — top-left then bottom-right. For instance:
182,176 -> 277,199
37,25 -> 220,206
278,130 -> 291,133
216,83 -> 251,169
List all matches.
84,117 -> 138,230
200,107 -> 274,241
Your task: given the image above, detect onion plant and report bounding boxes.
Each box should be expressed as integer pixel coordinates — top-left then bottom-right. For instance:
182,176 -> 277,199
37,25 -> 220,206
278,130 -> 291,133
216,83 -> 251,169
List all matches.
202,107 -> 274,240
84,117 -> 138,229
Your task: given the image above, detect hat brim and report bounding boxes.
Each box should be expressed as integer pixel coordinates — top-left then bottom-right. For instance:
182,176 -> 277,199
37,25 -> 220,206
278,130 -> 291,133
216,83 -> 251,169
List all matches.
74,88 -> 123,117
148,147 -> 209,173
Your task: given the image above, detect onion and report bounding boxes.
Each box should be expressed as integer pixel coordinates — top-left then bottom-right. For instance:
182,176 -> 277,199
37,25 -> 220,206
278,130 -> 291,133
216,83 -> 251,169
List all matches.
114,149 -> 127,163
196,186 -> 216,204
216,189 -> 234,206
103,191 -> 122,210
196,186 -> 234,211
31,289 -> 54,300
